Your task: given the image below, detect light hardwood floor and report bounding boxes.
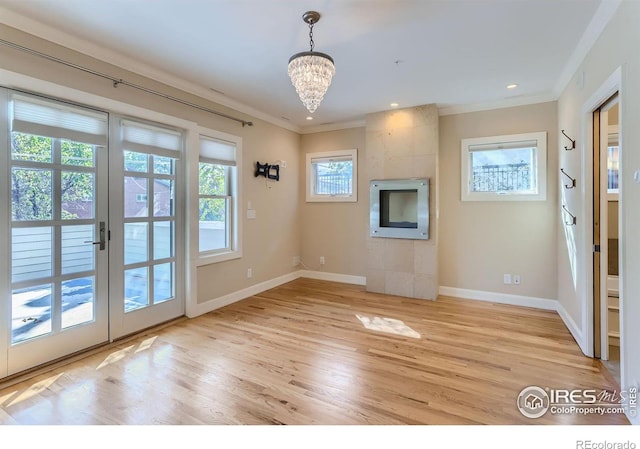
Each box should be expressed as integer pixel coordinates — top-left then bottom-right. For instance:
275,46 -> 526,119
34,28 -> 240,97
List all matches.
0,278 -> 629,424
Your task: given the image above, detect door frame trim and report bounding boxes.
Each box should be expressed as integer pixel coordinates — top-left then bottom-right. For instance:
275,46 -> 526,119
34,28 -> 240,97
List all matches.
579,67 -> 622,367
0,69 -> 196,373
0,88 -> 9,378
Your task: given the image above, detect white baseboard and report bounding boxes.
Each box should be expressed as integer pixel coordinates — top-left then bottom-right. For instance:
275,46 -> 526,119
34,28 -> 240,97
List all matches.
439,286 -> 592,356
439,286 -> 557,310
555,301 -> 586,353
189,270 -> 366,318
299,270 -> 366,285
188,271 -> 300,317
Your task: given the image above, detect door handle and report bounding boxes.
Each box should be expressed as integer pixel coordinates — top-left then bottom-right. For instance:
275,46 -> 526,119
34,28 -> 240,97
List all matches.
84,221 -> 106,250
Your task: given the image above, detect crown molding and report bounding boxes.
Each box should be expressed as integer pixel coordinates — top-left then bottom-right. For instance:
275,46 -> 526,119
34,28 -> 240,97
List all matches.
299,119 -> 366,134
0,6 -> 300,133
553,0 -> 623,97
437,93 -> 557,116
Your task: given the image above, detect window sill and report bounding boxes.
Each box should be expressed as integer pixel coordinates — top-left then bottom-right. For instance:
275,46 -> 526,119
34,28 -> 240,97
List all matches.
306,195 -> 357,203
195,249 -> 242,266
462,192 -> 546,202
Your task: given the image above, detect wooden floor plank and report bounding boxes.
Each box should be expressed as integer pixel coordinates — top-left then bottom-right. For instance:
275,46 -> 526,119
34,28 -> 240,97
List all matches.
0,278 -> 629,424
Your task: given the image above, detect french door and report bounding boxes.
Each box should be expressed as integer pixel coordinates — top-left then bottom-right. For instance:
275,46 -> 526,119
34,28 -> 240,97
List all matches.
1,90 -> 109,375
0,90 -> 184,377
108,117 -> 184,339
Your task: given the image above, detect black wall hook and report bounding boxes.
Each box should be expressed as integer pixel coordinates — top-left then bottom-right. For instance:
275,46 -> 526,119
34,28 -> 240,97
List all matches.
561,130 -> 575,150
562,205 -> 577,226
560,168 -> 576,189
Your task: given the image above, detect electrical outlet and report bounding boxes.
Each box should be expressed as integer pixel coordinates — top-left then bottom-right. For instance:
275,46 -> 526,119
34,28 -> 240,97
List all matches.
281,160 -> 287,168
504,274 -> 512,285
514,275 -> 521,285
292,256 -> 300,267
247,268 -> 252,278
320,256 -> 325,265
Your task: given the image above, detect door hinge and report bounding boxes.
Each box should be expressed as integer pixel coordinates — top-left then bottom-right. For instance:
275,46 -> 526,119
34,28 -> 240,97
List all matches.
593,244 -> 601,253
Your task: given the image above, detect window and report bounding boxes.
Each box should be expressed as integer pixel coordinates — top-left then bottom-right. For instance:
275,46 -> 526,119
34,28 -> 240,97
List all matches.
306,149 -> 358,202
607,129 -> 619,199
198,131 -> 241,261
461,132 -> 546,201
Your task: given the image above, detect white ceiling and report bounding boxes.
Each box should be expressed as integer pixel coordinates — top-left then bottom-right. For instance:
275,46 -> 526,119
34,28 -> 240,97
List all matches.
1,0 -> 607,130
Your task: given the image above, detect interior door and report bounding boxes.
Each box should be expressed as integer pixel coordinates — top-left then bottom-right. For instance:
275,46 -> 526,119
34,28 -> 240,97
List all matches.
2,90 -> 109,375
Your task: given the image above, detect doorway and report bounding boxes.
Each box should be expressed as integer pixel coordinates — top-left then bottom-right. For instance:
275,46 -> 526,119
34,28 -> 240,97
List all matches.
0,89 -> 184,378
592,93 -> 621,384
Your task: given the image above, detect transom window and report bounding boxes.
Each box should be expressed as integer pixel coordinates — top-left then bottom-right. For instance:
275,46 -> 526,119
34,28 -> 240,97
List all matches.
461,132 -> 547,201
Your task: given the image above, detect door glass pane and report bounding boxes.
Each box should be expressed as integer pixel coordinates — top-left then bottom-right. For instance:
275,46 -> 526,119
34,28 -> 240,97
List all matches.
61,140 -> 95,167
11,168 -> 53,221
153,221 -> 173,260
62,171 -> 95,219
11,132 -> 52,163
125,177 -> 148,217
12,227 -> 52,283
12,284 -> 53,344
62,277 -> 95,329
61,225 -> 94,275
124,151 -> 148,172
154,263 -> 173,304
153,180 -> 173,217
153,156 -> 174,175
125,267 -> 148,312
124,223 -> 148,265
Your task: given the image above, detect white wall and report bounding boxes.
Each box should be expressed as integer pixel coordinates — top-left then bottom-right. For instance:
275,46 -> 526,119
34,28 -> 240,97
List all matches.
557,0 -> 640,423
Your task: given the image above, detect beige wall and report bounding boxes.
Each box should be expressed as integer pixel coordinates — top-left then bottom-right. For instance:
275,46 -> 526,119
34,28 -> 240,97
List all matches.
0,24 -> 302,307
439,102 -> 558,300
365,105 -> 439,300
299,128 -> 367,276
557,0 -> 640,412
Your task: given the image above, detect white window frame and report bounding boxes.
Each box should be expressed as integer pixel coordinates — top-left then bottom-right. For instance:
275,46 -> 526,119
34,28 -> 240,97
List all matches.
461,132 -> 547,202
195,128 -> 242,265
306,149 -> 358,203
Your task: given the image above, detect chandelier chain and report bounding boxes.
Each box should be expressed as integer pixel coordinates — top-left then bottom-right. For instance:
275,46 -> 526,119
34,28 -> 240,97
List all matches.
309,22 -> 315,51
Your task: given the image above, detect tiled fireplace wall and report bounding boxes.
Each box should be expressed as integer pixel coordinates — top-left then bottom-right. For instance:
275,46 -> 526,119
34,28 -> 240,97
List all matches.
365,105 -> 439,299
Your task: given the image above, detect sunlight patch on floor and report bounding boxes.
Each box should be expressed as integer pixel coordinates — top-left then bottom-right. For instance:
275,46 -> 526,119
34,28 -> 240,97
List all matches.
355,314 -> 421,339
5,372 -> 64,407
96,345 -> 135,370
135,336 -> 157,353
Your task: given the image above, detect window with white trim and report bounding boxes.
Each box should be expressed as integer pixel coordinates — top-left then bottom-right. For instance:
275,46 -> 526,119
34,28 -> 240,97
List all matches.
198,133 -> 241,260
461,132 -> 546,201
306,149 -> 357,202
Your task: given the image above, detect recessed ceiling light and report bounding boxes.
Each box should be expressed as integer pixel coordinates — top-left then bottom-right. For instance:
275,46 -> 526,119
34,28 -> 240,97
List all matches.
390,102 -> 399,108
306,116 -> 314,121
507,84 -> 518,89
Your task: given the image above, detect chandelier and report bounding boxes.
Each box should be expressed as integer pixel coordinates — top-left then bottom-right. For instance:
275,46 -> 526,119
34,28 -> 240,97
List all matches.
288,11 -> 335,114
